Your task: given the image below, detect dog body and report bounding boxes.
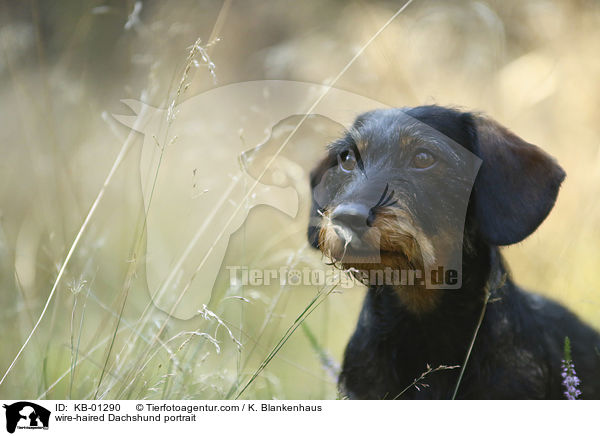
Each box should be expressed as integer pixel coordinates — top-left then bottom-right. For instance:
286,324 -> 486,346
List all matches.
308,105 -> 600,399
340,251 -> 600,399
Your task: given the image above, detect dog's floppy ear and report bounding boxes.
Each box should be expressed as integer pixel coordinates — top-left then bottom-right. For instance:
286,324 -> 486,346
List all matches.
469,114 -> 566,246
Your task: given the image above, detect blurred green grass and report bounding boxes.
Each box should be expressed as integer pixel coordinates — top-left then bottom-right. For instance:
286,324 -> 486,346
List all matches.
1,0 -> 599,399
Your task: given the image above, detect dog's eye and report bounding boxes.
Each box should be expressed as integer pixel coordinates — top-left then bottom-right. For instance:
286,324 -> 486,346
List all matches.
412,151 -> 435,169
338,150 -> 357,172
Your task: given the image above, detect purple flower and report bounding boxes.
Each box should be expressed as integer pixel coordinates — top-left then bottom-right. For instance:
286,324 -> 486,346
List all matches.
561,359 -> 581,400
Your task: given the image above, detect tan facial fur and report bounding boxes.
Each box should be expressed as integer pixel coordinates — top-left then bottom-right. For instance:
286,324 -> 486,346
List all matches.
318,205 -> 441,313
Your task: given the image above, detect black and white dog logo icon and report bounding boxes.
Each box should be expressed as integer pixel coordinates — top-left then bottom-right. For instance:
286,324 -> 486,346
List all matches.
3,402 -> 50,433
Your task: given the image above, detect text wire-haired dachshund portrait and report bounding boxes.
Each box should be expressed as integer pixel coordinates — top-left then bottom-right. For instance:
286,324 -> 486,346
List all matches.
308,105 -> 600,400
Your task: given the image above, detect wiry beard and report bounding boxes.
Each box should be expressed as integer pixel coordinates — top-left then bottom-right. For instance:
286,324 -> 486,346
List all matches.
318,206 -> 435,273
317,205 -> 441,313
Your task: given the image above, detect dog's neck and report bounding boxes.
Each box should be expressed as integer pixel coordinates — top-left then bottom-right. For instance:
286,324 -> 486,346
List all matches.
375,239 -> 506,317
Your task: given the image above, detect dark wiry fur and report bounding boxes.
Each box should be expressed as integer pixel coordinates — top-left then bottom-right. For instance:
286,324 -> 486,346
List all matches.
309,105 -> 600,399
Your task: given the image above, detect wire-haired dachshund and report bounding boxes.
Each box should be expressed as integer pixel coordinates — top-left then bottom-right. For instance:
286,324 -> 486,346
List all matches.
308,105 -> 600,399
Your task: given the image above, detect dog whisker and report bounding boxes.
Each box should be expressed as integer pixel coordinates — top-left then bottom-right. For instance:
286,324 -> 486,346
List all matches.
375,183 -> 390,208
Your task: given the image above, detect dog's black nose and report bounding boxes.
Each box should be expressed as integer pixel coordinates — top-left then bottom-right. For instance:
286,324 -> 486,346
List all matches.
331,203 -> 371,237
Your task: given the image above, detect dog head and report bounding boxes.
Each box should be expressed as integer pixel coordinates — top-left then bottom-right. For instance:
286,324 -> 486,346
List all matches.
308,105 -> 565,295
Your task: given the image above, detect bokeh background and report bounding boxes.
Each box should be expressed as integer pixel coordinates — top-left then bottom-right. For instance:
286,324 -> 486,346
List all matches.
1,0 -> 599,399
